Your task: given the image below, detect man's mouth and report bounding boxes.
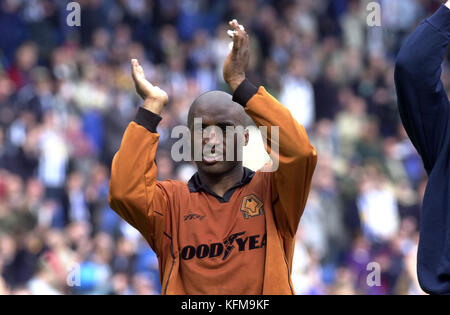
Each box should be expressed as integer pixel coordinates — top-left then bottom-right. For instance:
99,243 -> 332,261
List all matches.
202,152 -> 223,164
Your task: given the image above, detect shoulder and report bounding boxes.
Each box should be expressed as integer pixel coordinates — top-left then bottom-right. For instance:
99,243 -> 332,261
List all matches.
156,179 -> 190,196
252,165 -> 275,185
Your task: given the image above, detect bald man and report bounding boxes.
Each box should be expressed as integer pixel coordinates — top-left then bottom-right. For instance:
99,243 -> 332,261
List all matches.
109,20 -> 317,295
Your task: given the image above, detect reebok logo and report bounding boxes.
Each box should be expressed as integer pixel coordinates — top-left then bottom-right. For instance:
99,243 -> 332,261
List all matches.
184,213 -> 206,222
180,231 -> 267,261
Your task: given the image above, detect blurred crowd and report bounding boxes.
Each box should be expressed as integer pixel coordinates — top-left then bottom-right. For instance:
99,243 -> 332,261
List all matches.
0,0 -> 445,295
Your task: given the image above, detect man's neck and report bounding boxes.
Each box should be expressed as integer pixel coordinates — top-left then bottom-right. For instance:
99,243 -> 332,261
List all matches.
197,164 -> 244,198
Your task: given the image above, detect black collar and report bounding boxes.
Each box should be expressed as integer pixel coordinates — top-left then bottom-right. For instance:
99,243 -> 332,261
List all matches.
187,167 -> 255,203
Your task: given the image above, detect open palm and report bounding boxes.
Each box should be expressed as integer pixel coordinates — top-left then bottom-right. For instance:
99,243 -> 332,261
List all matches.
131,59 -> 168,107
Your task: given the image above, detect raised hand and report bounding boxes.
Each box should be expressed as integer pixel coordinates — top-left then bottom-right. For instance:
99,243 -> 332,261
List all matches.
223,19 -> 250,92
131,59 -> 168,114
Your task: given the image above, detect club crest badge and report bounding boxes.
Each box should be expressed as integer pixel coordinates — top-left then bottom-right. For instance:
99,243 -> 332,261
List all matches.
240,194 -> 264,219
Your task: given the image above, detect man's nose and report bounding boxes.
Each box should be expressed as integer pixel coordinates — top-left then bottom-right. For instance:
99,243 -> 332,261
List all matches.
204,128 -> 222,145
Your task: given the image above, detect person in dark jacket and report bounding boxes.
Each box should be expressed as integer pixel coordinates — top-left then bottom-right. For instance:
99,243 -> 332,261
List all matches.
395,2 -> 450,294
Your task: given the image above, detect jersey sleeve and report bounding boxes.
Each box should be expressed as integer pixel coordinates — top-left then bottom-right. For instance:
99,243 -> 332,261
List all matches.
233,79 -> 318,238
108,107 -> 170,256
394,5 -> 450,173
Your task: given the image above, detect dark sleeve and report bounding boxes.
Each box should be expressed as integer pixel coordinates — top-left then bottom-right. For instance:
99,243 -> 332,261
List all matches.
133,107 -> 162,133
394,5 -> 450,173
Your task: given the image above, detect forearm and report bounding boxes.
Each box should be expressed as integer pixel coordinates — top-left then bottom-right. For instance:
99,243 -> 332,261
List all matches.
141,98 -> 165,116
227,76 -> 245,93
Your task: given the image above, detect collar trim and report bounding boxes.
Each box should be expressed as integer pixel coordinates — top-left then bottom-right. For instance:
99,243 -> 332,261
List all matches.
187,167 -> 255,203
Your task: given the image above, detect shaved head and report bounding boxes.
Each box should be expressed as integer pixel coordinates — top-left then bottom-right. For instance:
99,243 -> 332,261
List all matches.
187,90 -> 250,176
187,91 -> 248,128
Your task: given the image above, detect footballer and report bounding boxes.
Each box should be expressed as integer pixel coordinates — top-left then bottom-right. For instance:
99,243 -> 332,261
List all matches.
109,19 -> 317,295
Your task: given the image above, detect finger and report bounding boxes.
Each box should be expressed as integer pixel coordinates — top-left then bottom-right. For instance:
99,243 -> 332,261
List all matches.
131,59 -> 145,78
132,59 -> 146,77
230,21 -> 248,50
229,19 -> 240,32
228,21 -> 243,33
131,58 -> 140,70
228,22 -> 240,49
227,26 -> 245,39
131,59 -> 139,76
230,19 -> 246,35
232,30 -> 242,51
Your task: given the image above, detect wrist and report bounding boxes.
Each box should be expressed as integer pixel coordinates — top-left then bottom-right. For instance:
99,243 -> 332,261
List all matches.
141,98 -> 165,115
232,78 -> 258,107
134,107 -> 162,133
226,75 -> 246,93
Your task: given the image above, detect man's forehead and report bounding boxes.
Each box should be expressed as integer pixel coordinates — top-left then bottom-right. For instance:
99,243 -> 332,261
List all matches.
191,104 -> 242,125
188,90 -> 248,126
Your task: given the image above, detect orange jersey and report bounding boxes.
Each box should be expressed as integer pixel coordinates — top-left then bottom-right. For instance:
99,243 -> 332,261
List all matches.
109,80 -> 317,294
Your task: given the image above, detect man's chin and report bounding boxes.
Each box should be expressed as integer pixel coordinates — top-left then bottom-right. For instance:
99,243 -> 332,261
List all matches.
196,161 -> 238,175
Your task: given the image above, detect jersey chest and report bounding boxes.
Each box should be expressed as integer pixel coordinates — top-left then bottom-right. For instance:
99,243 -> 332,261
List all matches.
177,187 -> 268,262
